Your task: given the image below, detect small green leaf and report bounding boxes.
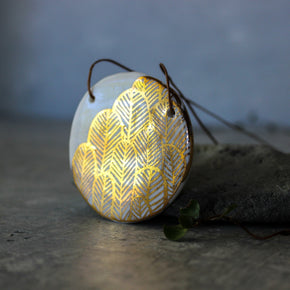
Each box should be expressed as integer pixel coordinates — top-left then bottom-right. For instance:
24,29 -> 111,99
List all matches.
164,224 -> 188,241
180,199 -> 200,220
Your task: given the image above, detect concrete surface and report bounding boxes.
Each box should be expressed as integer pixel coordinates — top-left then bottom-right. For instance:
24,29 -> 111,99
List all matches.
1,118 -> 290,290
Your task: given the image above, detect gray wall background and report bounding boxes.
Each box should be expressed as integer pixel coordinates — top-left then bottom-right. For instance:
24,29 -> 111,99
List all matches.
1,0 -> 289,126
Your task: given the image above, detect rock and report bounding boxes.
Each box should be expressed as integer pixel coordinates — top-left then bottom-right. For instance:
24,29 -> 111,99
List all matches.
165,145 -> 290,223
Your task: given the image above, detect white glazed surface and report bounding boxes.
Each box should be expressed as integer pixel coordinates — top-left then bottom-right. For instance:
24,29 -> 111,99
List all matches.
69,71 -> 144,167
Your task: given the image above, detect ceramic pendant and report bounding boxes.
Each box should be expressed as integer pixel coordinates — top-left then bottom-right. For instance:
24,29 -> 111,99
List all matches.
70,71 -> 193,222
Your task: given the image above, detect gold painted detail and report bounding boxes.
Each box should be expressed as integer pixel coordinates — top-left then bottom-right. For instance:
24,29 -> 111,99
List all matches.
72,76 -> 192,222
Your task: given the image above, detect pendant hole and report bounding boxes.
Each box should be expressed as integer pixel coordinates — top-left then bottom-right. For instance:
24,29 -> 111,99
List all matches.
89,96 -> 95,103
167,108 -> 175,118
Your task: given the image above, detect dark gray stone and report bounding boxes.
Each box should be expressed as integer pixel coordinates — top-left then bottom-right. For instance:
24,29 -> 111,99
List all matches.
166,145 -> 290,223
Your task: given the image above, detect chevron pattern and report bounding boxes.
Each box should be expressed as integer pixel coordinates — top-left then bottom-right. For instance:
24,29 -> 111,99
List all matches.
72,76 -> 193,222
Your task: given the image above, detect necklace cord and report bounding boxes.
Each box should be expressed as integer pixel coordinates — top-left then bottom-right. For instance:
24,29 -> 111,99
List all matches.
87,58 -> 133,102
87,58 -> 275,149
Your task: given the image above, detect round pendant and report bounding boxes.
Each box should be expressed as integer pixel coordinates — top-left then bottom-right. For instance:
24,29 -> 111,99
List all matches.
70,72 -> 193,222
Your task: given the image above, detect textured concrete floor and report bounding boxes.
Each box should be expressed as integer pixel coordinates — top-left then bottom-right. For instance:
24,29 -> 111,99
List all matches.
1,118 -> 290,290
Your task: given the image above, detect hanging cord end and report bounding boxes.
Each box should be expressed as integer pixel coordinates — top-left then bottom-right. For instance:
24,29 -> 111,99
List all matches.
167,107 -> 175,118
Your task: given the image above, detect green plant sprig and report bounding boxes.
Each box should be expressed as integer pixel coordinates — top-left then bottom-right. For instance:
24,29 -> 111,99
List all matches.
164,200 -> 290,241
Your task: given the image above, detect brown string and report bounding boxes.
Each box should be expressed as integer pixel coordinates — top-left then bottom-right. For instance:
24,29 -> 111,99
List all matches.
86,58 -> 219,144
86,58 -> 276,149
159,63 -> 175,117
163,71 -> 274,149
211,216 -> 290,240
87,58 -> 133,102
160,69 -> 218,144
186,99 -> 274,149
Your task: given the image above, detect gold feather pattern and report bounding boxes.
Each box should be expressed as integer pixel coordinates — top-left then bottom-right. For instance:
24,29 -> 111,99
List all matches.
72,76 -> 193,222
